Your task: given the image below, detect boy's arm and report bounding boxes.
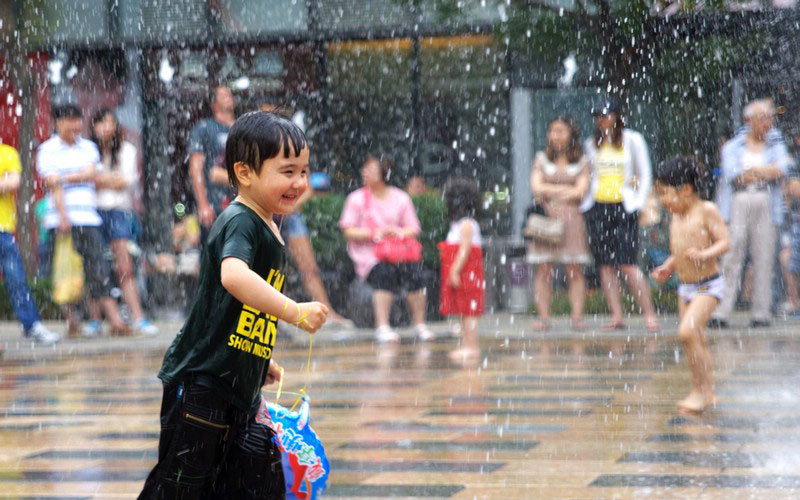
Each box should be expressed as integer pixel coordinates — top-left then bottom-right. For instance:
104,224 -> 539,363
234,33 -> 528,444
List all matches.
220,257 -> 328,332
698,203 -> 731,260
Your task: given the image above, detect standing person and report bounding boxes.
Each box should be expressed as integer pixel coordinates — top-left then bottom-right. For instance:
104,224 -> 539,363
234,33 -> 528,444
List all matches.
37,104 -> 129,337
439,178 -> 484,364
138,111 -> 329,499
279,185 -> 353,327
90,109 -> 158,336
528,116 -> 592,330
0,144 -> 60,344
780,160 -> 800,315
339,155 -> 434,343
582,97 -> 659,331
188,85 -> 236,241
711,98 -> 790,328
651,157 -> 730,414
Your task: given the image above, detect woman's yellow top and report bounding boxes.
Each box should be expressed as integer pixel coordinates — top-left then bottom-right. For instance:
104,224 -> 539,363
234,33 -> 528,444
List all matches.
594,144 -> 625,203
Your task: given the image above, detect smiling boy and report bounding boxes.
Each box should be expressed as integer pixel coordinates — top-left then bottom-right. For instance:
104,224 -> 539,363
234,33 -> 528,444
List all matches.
651,157 -> 730,415
139,111 -> 329,499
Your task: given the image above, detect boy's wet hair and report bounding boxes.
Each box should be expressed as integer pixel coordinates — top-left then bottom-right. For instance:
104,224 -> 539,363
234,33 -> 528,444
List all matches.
443,177 -> 480,221
224,111 -> 307,189
655,156 -> 701,191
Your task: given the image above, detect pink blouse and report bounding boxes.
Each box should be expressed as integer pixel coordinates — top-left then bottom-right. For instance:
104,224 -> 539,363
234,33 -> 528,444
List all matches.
338,187 -> 422,279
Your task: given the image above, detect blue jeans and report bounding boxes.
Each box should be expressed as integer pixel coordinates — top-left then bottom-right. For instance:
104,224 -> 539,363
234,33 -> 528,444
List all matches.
0,232 -> 40,331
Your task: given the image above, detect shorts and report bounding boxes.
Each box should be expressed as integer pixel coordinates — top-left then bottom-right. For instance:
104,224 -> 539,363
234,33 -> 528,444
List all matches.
138,382 -> 285,499
789,223 -> 800,274
98,209 -> 134,242
280,212 -> 308,239
585,203 -> 640,266
366,261 -> 426,294
678,273 -> 725,304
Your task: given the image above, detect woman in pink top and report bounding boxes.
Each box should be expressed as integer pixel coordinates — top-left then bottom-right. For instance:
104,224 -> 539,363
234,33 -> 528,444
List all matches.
339,155 -> 433,343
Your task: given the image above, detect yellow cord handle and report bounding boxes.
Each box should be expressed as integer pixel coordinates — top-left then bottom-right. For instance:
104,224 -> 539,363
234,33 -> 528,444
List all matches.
263,322 -> 313,412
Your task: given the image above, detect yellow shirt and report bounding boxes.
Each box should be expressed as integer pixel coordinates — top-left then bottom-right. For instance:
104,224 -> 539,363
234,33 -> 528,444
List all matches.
0,145 -> 21,232
594,144 -> 625,203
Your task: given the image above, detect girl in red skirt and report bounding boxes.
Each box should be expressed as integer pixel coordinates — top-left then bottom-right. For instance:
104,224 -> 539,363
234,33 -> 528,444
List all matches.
439,178 -> 484,364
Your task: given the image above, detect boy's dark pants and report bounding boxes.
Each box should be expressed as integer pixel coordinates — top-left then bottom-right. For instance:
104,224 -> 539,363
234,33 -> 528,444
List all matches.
138,382 -> 286,500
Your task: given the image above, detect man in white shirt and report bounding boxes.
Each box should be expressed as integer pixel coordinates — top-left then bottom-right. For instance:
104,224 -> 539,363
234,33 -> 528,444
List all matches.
37,104 -> 129,337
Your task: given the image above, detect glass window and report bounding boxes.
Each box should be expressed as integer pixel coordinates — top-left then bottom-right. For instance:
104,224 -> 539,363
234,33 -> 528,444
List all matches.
119,0 -> 208,42
318,0 -> 411,32
325,39 -> 414,188
420,35 -> 510,234
213,0 -> 308,34
21,0 -> 108,44
0,2 -> 14,41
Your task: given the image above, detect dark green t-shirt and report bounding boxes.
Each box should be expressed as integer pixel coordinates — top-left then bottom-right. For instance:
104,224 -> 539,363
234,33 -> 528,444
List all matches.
158,201 -> 285,410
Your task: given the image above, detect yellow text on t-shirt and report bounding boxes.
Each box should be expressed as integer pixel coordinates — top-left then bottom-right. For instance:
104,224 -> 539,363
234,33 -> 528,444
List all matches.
227,268 -> 285,360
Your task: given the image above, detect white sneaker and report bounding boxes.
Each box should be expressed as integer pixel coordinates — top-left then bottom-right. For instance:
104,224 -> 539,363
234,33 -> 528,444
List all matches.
133,318 -> 159,337
375,325 -> 400,343
415,324 -> 435,342
26,322 -> 61,345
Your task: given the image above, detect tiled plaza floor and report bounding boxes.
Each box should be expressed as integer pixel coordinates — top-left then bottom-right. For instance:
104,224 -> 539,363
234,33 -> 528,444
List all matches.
0,312 -> 799,499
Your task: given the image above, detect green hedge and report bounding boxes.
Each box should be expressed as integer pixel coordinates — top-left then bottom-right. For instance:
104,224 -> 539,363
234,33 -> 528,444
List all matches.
532,288 -> 678,316
0,278 -> 61,321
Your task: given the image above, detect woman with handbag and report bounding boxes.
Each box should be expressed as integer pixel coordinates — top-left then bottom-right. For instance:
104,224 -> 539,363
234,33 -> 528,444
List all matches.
528,116 -> 592,330
582,97 -> 658,331
339,155 -> 433,343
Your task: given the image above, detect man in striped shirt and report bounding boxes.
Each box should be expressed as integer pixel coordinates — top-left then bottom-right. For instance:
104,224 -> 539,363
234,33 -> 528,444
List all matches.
37,104 -> 129,337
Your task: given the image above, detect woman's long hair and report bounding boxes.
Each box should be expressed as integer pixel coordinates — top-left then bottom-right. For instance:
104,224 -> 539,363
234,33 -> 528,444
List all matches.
593,113 -> 624,149
545,116 -> 584,164
90,108 -> 123,169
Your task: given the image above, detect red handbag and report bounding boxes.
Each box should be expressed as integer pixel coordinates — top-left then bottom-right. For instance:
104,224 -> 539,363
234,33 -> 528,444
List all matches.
375,237 -> 423,264
363,188 -> 423,264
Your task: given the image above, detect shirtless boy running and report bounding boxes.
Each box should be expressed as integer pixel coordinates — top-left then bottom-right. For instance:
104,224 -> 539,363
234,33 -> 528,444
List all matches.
651,157 -> 731,414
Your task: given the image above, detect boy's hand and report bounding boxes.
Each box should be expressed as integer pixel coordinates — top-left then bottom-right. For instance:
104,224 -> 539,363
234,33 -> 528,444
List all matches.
448,268 -> 461,288
650,265 -> 672,284
264,361 -> 282,385
294,301 -> 329,333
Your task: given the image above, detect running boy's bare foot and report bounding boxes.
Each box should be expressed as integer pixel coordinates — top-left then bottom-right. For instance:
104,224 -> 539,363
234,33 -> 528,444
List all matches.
677,391 -> 716,415
449,347 -> 480,366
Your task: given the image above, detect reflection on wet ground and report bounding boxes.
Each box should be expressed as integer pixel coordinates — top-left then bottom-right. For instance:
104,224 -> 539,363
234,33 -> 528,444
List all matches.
1,314 -> 800,498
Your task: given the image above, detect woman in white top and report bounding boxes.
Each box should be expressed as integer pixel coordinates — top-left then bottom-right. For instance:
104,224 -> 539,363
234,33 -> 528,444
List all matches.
582,97 -> 658,331
91,109 -> 157,336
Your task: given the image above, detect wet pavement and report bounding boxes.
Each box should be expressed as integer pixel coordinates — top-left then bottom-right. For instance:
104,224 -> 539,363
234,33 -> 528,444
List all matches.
0,312 -> 799,499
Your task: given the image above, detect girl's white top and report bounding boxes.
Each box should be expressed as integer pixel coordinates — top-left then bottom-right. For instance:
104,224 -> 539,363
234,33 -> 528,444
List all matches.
96,141 -> 139,211
446,217 -> 482,246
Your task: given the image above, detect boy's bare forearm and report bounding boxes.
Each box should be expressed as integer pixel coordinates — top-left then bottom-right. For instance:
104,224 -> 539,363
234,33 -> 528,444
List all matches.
699,239 -> 730,261
220,258 -> 300,323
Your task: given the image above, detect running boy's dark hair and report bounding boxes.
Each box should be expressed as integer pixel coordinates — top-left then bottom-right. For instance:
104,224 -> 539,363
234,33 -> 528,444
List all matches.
443,177 -> 480,221
224,111 -> 307,189
655,156 -> 700,192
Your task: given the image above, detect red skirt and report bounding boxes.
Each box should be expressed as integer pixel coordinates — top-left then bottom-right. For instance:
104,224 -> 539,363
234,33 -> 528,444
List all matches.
438,243 -> 485,317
